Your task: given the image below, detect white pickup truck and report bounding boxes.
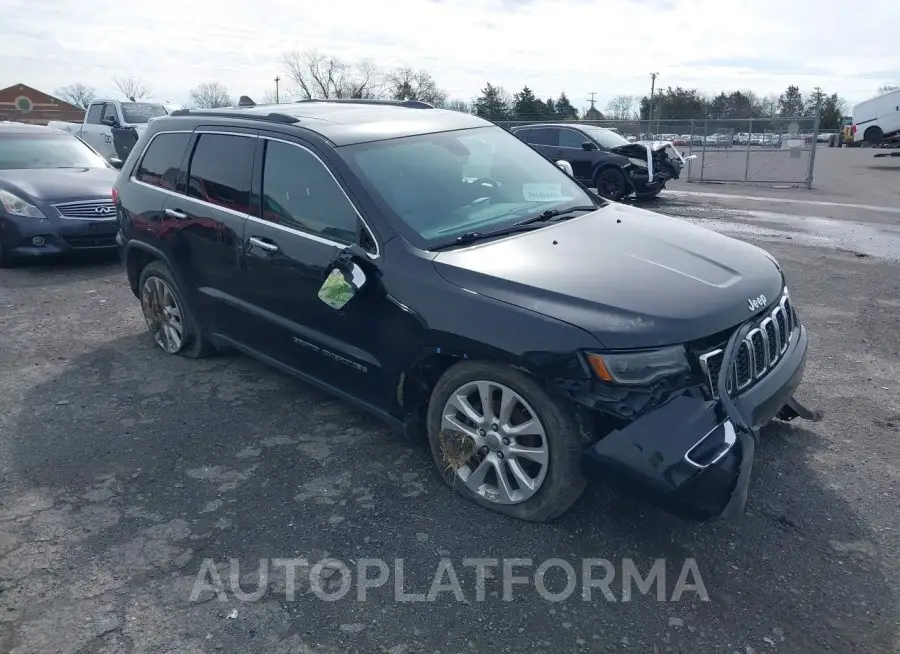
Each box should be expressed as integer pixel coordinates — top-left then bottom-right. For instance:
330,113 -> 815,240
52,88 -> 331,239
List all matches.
48,99 -> 183,160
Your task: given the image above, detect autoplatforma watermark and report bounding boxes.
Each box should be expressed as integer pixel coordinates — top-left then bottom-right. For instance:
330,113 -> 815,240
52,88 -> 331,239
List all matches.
189,557 -> 708,603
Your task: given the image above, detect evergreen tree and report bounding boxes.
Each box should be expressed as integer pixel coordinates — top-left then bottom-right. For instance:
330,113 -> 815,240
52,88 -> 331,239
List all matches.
473,83 -> 510,121
554,92 -> 578,120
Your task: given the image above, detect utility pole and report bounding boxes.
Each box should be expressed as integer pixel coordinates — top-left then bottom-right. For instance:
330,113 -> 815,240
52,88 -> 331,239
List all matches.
649,73 -> 658,137
587,92 -> 597,119
274,76 -> 280,104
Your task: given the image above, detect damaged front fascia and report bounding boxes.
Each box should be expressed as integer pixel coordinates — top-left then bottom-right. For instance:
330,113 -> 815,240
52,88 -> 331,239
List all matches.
550,372 -> 699,425
573,320 -> 763,520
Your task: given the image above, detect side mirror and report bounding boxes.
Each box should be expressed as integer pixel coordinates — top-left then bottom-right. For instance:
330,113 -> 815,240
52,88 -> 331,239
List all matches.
101,116 -> 118,127
581,141 -> 596,151
317,245 -> 369,310
108,157 -> 123,170
555,160 -> 574,176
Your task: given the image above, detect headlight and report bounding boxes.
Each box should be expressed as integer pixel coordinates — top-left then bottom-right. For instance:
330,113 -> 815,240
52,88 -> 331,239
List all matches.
585,346 -> 690,385
0,189 -> 46,219
627,157 -> 648,169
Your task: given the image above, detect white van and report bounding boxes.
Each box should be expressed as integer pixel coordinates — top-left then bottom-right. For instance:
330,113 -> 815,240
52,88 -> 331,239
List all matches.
852,89 -> 900,144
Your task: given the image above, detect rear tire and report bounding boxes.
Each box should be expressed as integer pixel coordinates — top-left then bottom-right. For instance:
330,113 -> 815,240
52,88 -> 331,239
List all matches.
594,167 -> 629,201
864,126 -> 884,145
426,361 -> 586,522
138,261 -> 216,359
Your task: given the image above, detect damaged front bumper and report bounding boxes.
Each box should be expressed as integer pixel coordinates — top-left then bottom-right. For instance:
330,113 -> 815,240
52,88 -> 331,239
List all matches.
581,321 -> 812,521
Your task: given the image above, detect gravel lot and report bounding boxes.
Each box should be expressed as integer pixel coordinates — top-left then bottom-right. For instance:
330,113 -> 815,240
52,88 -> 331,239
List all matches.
1,198 -> 898,653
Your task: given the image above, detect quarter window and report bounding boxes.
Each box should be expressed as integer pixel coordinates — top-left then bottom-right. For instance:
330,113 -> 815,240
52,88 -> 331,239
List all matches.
186,133 -> 255,214
260,140 -> 360,245
135,132 -> 191,191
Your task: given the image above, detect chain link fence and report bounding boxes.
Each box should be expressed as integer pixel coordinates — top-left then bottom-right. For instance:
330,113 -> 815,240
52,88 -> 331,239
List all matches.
494,115 -> 823,188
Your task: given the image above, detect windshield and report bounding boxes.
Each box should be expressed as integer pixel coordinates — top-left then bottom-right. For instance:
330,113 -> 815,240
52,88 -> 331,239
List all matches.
0,133 -> 109,170
340,126 -> 598,248
579,126 -> 631,149
121,102 -> 169,124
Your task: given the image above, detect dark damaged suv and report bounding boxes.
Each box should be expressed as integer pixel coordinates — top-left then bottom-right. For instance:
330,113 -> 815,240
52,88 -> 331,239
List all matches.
113,98 -> 818,523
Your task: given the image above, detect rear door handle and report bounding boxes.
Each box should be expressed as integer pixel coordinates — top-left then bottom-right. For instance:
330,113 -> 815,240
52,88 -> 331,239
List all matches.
248,236 -> 279,253
164,208 -> 187,220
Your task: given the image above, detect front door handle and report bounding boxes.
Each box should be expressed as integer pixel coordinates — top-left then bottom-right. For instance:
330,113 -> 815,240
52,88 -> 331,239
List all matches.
248,236 -> 279,253
164,208 -> 187,220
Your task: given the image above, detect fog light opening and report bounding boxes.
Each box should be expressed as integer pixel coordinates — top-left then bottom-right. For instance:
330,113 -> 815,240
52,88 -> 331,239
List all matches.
32,236 -> 45,247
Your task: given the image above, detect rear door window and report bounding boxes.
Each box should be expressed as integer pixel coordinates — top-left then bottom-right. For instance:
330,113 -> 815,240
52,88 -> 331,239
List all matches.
186,133 -> 255,214
526,128 -> 558,146
101,104 -> 118,124
135,132 -> 191,191
85,104 -> 103,125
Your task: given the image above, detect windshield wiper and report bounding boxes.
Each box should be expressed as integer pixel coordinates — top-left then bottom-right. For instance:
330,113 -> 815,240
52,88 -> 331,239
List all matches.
514,205 -> 598,226
431,205 -> 599,251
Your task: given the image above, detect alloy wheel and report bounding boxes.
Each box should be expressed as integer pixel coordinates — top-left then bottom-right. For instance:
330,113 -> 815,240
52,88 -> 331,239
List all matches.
599,171 -> 623,199
440,380 -> 549,505
141,276 -> 185,354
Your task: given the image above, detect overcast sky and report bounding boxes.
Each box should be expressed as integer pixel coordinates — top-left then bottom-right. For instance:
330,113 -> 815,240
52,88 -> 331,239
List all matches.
2,0 -> 898,111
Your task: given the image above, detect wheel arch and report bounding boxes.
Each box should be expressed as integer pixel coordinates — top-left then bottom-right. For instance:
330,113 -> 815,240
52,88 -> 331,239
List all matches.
863,125 -> 884,143
124,241 -> 173,298
592,162 -> 633,195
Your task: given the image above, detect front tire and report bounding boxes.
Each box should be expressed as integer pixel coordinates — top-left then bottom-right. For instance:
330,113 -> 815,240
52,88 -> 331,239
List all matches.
0,242 -> 12,269
594,167 -> 629,201
138,261 -> 216,358
426,361 -> 586,522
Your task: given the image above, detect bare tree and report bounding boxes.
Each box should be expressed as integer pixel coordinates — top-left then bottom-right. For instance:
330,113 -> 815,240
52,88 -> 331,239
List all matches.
387,68 -> 447,107
189,82 -> 234,108
262,89 -> 280,104
113,75 -> 152,100
445,99 -> 471,113
605,95 -> 635,120
877,84 -> 898,95
281,49 -> 386,100
55,83 -> 96,109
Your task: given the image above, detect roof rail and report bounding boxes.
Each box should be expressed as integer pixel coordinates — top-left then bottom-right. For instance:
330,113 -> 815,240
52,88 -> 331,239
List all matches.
167,108 -> 299,124
295,98 -> 434,109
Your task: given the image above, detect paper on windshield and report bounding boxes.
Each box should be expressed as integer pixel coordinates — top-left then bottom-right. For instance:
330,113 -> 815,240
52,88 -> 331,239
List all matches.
522,184 -> 570,202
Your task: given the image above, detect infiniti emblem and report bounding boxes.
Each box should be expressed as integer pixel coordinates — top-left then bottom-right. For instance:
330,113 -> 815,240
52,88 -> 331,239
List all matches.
94,205 -> 115,215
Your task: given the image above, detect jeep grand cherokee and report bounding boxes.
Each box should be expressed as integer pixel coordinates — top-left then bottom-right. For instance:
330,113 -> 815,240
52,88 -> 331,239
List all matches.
112,98 -> 818,522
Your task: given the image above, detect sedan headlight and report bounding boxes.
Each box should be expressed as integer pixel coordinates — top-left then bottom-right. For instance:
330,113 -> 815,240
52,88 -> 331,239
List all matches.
627,157 -> 648,169
0,189 -> 46,219
586,346 -> 690,385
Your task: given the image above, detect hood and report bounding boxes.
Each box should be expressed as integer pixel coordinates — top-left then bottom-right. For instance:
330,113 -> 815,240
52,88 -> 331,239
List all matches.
611,140 -> 687,163
432,202 -> 784,349
0,168 -> 117,202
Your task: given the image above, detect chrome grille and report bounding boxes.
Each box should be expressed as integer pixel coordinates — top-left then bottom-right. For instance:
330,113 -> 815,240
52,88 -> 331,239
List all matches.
698,289 -> 796,398
53,199 -> 117,221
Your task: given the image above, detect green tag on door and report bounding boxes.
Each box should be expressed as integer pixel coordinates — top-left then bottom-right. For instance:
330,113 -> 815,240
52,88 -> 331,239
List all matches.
318,268 -> 356,310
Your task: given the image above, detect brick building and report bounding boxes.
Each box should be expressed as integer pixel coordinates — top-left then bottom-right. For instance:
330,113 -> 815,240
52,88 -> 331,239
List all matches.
0,83 -> 85,125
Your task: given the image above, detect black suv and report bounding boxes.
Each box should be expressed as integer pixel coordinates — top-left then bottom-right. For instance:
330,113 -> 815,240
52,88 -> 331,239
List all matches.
511,123 -> 678,201
113,99 -> 817,523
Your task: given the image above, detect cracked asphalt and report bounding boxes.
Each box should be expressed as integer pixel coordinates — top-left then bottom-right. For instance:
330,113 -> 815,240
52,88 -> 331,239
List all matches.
0,197 -> 898,653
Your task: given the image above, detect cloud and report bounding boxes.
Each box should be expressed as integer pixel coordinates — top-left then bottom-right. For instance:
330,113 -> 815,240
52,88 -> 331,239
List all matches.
1,0 -> 898,109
